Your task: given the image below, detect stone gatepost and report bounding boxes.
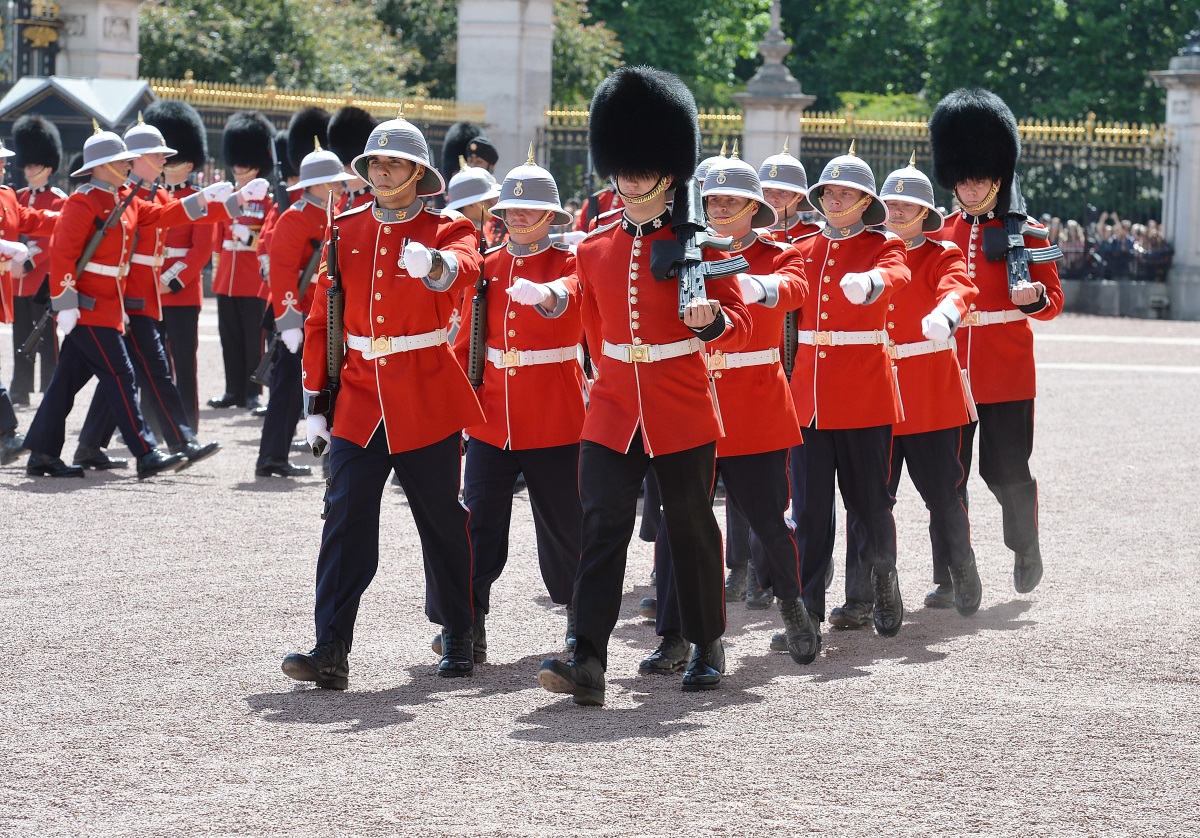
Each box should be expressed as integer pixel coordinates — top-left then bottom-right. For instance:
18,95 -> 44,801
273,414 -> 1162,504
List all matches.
58,0 -> 141,79
456,0 -> 553,173
1151,22 -> 1200,320
732,1 -> 815,169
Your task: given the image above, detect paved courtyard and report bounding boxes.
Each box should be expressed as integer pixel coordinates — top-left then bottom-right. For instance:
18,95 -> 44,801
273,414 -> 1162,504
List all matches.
1,306 -> 1198,835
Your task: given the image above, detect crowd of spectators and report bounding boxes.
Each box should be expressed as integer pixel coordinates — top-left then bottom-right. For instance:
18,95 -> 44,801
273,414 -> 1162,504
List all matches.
1050,211 -> 1174,282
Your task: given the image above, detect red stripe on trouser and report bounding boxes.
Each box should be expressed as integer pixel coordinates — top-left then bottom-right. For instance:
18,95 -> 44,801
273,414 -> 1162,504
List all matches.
86,327 -> 147,452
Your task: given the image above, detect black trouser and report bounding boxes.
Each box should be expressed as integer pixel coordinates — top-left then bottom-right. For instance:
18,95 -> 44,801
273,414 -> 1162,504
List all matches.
655,449 -> 801,636
215,294 -> 266,404
844,427 -> 972,598
257,342 -> 303,461
24,325 -> 156,459
157,306 -> 200,431
314,429 -> 474,651
78,314 -> 195,451
724,502 -> 772,589
638,471 -> 662,543
10,295 -> 57,399
0,382 -> 16,436
462,438 -> 581,613
574,434 -> 724,669
794,424 -> 896,621
959,399 -> 1039,556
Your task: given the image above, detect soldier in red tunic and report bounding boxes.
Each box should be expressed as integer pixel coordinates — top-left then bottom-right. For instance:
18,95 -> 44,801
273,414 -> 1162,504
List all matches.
328,107 -> 376,214
281,117 -> 486,688
10,116 -> 65,404
536,67 -> 752,705
788,144 -> 911,640
930,89 -> 1063,594
441,149 -> 584,662
760,138 -> 822,243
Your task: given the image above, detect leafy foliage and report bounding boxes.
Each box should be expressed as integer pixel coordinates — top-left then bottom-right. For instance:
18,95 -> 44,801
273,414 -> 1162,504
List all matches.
553,0 -> 623,105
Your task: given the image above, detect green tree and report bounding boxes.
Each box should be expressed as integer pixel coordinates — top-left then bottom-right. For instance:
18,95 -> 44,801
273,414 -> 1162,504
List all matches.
139,0 -> 420,95
552,0 -> 622,104
370,0 -> 459,99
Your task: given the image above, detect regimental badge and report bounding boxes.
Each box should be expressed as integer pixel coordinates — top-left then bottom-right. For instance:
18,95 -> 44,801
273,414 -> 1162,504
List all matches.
513,181 -> 524,197
652,217 -> 663,228
716,170 -> 727,185
529,243 -> 539,252
378,133 -> 388,147
375,210 -> 384,220
896,180 -> 905,193
768,165 -> 778,178
831,165 -> 841,179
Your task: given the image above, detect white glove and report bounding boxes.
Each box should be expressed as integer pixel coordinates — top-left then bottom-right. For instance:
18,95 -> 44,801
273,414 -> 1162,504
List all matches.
306,414 -> 330,451
281,327 -> 303,354
840,271 -> 877,305
231,223 -> 252,244
237,177 -> 270,204
738,274 -> 766,303
57,308 -> 80,336
0,239 -> 29,262
921,310 -> 954,341
1010,280 -> 1045,307
507,277 -> 552,307
558,230 -> 587,246
402,242 -> 434,278
201,181 -> 234,204
258,254 -> 270,277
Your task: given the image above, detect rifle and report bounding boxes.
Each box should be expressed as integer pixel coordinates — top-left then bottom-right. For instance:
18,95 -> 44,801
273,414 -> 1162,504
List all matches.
777,201 -> 799,382
19,178 -> 143,360
306,225 -> 343,457
466,230 -> 488,388
649,177 -> 749,320
251,237 -> 322,386
979,175 -> 1063,294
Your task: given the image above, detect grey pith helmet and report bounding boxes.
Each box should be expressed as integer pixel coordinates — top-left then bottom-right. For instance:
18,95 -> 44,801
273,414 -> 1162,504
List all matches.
702,148 -> 777,229
350,117 -> 445,197
124,114 -> 177,157
288,144 -> 357,192
444,159 -> 502,211
808,140 -> 888,226
0,138 -> 14,159
758,137 -> 813,212
880,153 -> 943,233
71,122 -> 139,177
694,141 -> 729,183
489,144 -> 573,227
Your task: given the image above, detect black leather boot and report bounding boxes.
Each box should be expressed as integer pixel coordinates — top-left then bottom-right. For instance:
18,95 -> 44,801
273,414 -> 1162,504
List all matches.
724,565 -> 748,602
637,596 -> 657,620
638,633 -> 691,675
27,452 -> 85,478
437,630 -> 475,677
872,569 -> 904,637
1014,542 -> 1043,594
0,431 -> 29,465
829,600 -> 873,629
136,448 -> 187,479
73,444 -> 128,469
206,393 -> 242,408
681,639 -> 725,692
178,437 -> 221,465
537,655 -> 605,706
281,638 -> 349,690
745,585 -> 773,610
431,612 -> 488,663
777,598 -> 821,665
564,604 -> 577,651
255,456 -> 313,477
949,553 -> 983,616
923,583 -> 955,609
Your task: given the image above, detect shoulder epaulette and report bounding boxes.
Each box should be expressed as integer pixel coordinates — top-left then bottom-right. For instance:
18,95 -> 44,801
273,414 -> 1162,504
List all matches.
584,219 -> 621,240
425,205 -> 466,222
335,202 -> 373,221
758,236 -> 792,251
552,241 -> 572,251
485,242 -> 507,255
931,238 -> 961,253
51,187 -> 68,199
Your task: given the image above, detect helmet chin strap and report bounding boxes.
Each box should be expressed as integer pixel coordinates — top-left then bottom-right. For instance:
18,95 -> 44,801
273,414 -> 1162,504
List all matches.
956,181 -> 1000,215
709,200 -> 757,226
823,193 -> 872,220
506,210 -> 552,235
374,164 -> 424,198
615,176 -> 669,205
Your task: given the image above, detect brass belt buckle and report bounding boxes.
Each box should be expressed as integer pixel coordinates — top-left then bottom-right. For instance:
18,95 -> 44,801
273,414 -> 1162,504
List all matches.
627,344 -> 650,363
502,349 -> 520,368
373,336 -> 391,354
962,312 -> 980,326
707,351 -> 727,371
814,331 -> 832,346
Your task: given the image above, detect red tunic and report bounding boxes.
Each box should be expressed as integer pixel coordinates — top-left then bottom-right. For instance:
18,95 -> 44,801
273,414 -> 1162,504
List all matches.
888,238 -> 978,436
706,234 -> 806,458
212,195 -> 271,299
302,202 -> 485,453
936,213 -> 1063,404
268,196 -> 327,332
0,185 -> 58,324
160,183 -> 215,309
453,240 -> 585,450
577,212 -> 752,457
790,228 -> 911,429
14,185 -> 66,297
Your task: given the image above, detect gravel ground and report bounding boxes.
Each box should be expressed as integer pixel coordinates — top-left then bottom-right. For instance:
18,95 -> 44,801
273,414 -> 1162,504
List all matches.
1,308 -> 1197,836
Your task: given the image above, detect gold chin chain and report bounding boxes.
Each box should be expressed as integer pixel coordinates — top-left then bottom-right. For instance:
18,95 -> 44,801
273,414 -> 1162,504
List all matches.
506,210 -> 552,234
710,200 -> 758,226
824,193 -> 872,219
618,176 -> 669,205
374,164 -> 424,198
956,181 -> 1000,216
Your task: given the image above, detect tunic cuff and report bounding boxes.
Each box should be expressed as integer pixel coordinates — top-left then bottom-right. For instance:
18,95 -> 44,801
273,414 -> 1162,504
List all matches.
755,274 -> 784,308
863,270 -> 886,305
276,308 -> 305,332
693,309 -> 728,343
222,194 -> 242,218
420,251 -> 458,292
1017,293 -> 1049,315
51,288 -> 79,311
181,192 -> 208,221
534,279 -> 570,319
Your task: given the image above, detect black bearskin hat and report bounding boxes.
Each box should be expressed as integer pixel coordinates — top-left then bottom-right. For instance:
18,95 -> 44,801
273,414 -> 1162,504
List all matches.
144,99 -> 208,169
275,130 -> 297,180
12,115 -> 62,171
441,121 -> 484,183
929,88 -> 1020,201
328,106 -> 376,166
222,110 -> 276,174
589,66 -> 699,184
287,106 -> 330,173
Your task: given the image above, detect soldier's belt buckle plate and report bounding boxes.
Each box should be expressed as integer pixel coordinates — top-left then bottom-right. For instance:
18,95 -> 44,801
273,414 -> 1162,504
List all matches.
502,349 -> 521,367
814,331 -> 832,345
373,336 -> 391,354
962,313 -> 980,326
707,351 -> 727,370
627,345 -> 651,363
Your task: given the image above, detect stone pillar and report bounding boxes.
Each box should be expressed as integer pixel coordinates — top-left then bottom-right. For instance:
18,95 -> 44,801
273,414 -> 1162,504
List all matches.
456,0 -> 553,173
1151,24 -> 1200,320
732,1 -> 815,168
54,0 -> 141,79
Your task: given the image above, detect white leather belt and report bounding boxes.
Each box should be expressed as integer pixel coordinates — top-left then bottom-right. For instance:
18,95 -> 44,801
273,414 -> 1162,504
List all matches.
487,344 -> 580,369
889,337 -> 955,360
81,261 -> 128,278
222,241 -> 257,252
602,337 -> 701,364
797,329 -> 888,347
707,347 -> 780,370
162,247 -> 190,259
130,253 -> 163,267
961,309 -> 1028,326
347,329 -> 447,360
